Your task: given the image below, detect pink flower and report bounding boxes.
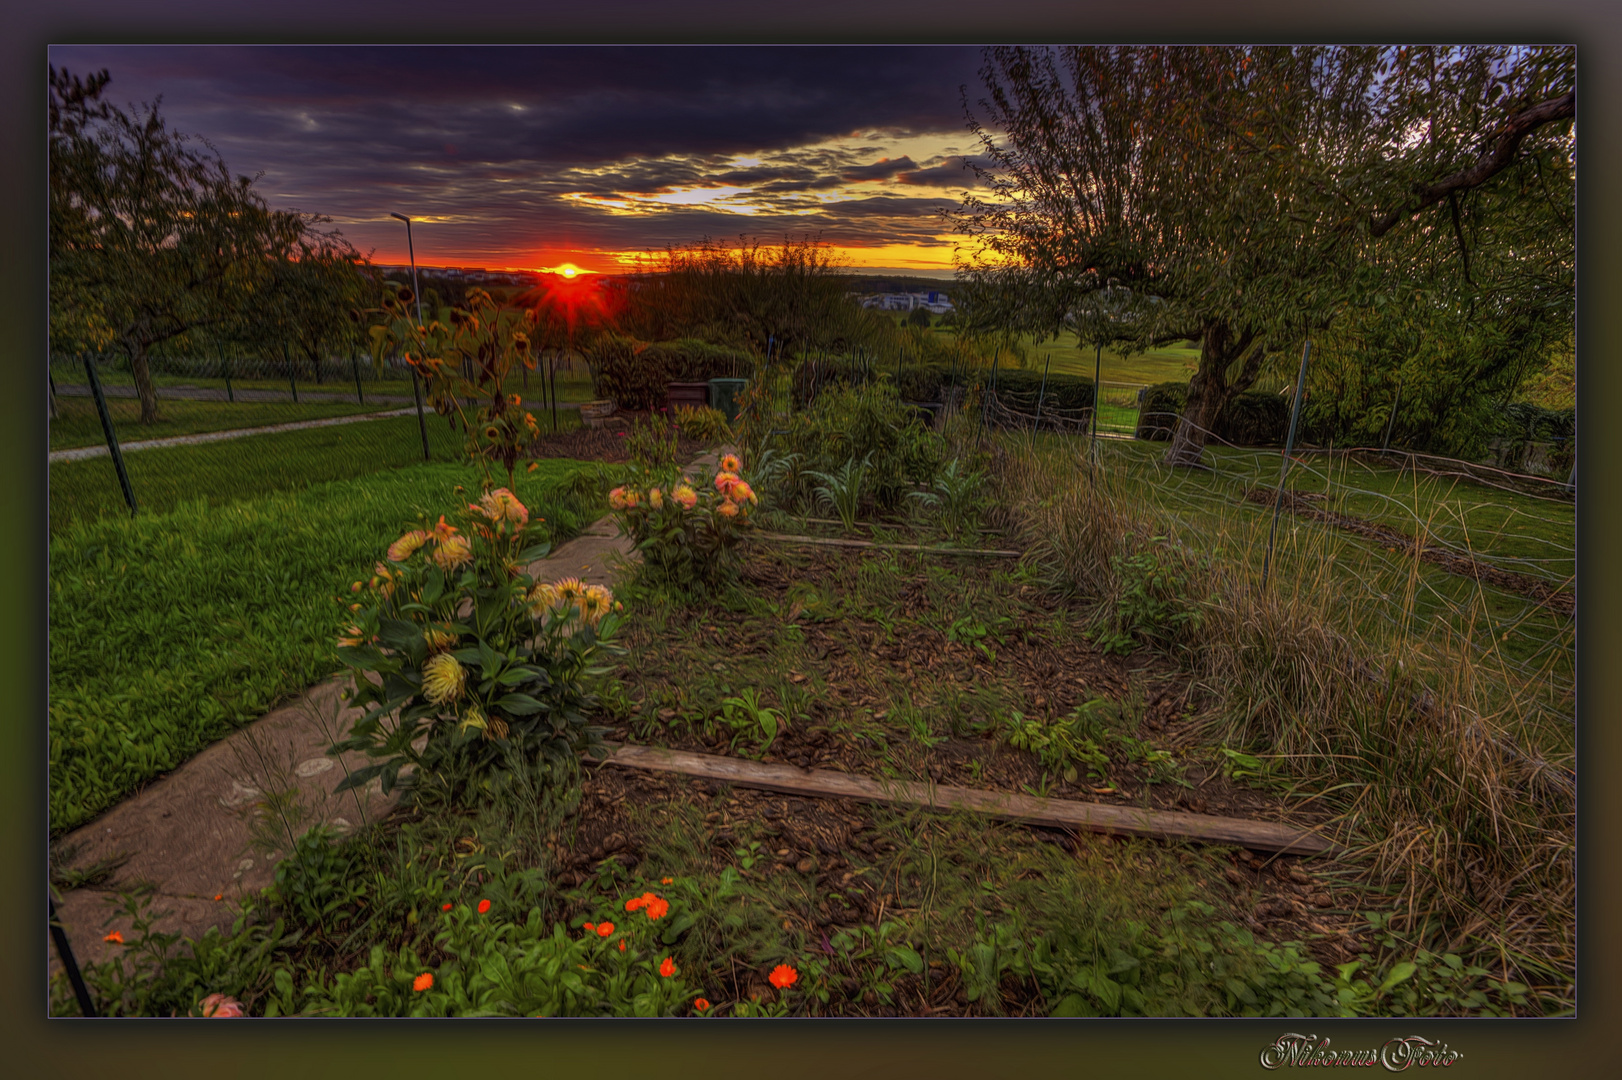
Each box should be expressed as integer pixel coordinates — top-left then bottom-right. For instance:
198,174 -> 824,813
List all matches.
198,993 -> 245,1018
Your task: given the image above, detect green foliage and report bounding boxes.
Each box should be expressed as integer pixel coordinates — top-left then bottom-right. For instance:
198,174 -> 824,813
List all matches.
717,688 -> 787,755
624,414 -> 680,473
609,458 -> 760,594
805,454 -> 872,533
906,457 -> 990,537
583,335 -> 753,411
672,404 -> 734,444
333,488 -> 622,806
773,381 -> 946,514
1135,382 -> 1288,445
999,708 -> 1111,784
49,458 -> 608,830
1093,540 -> 1203,656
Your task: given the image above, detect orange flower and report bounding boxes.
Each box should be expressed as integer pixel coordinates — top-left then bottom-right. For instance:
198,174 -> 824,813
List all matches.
213,893 -> 224,902
596,922 -> 615,937
414,972 -> 434,992
625,896 -> 646,912
583,922 -> 596,933
618,940 -> 627,952
645,897 -> 670,920
693,997 -> 711,1012
103,931 -> 124,945
477,899 -> 491,914
717,500 -> 739,519
719,453 -> 742,473
442,902 -> 453,911
768,964 -> 798,989
661,877 -> 674,885
660,957 -> 676,978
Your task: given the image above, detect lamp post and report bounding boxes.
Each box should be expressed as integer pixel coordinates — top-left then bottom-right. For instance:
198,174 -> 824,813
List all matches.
389,212 -> 432,461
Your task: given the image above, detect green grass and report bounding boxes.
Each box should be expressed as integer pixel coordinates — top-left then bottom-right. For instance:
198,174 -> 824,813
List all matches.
54,368 -> 601,404
48,456 -> 618,832
51,395 -> 405,452
921,326 -> 1203,387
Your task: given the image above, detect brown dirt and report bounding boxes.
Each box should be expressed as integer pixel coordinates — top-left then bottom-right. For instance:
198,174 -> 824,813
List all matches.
526,410 -> 709,464
1247,487 -> 1575,617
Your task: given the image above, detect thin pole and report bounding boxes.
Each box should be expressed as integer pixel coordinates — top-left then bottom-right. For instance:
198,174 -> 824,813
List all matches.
283,342 -> 299,404
1262,339 -> 1313,589
552,338 -> 563,433
394,213 -> 432,461
84,353 -> 137,516
350,341 -> 364,405
218,339 -> 234,403
48,371 -> 58,420
49,895 -> 99,1017
1032,351 -> 1051,449
1091,341 -> 1102,444
1381,379 -> 1403,452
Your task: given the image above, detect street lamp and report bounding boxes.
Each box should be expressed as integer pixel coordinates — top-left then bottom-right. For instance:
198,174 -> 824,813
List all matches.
389,211 -> 431,461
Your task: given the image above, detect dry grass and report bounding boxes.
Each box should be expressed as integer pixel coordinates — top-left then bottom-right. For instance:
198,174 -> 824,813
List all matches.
984,432 -> 1575,1008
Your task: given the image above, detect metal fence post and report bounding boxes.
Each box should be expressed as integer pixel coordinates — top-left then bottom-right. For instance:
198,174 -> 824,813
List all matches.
1032,352 -> 1051,449
84,353 -> 138,516
350,344 -> 365,405
410,361 -> 431,461
1262,338 -> 1312,589
283,343 -> 299,404
49,894 -> 99,1017
1381,379 -> 1403,452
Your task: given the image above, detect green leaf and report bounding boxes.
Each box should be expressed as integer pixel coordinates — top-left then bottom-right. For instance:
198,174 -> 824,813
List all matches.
1377,961 -> 1418,994
495,693 -> 546,716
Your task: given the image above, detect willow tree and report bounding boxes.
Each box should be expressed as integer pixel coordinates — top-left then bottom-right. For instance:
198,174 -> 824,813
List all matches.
951,46 -> 1575,465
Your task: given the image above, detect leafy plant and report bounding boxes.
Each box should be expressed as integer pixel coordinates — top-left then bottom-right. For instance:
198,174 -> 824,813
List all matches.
624,414 -> 680,474
907,457 -> 990,537
718,689 -> 786,755
609,454 -> 761,593
672,404 -> 734,444
1094,538 -> 1202,655
806,454 -> 872,533
1000,709 -> 1111,784
333,486 -> 622,806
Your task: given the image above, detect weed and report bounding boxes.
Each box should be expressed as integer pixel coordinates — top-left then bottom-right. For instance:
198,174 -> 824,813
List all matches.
718,689 -> 787,756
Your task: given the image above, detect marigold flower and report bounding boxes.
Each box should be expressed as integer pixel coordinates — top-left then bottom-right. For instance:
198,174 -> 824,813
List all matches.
622,488 -> 642,510
433,534 -> 474,570
673,484 -> 698,510
414,972 -> 434,992
422,652 -> 466,705
625,896 -> 646,912
104,931 -> 124,945
478,899 -> 491,914
660,957 -> 676,978
424,627 -> 457,654
387,529 -> 430,563
510,394 -> 522,407
719,453 -> 741,473
717,500 -> 739,519
693,997 -> 711,1012
214,893 -> 224,901
596,922 -> 615,937
198,993 -> 245,1018
768,964 -> 798,989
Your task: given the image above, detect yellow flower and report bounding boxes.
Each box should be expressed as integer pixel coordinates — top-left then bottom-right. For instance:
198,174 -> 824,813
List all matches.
581,584 -> 614,627
528,582 -> 561,617
422,653 -> 466,705
424,627 -> 457,654
649,487 -> 664,509
554,577 -> 586,603
673,484 -> 698,510
387,530 -> 430,563
433,534 -> 474,570
717,500 -> 739,519
608,487 -> 628,510
719,453 -> 741,473
480,487 -> 530,526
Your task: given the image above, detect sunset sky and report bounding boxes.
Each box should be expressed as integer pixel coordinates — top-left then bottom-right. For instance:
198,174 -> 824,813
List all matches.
49,45 -> 995,277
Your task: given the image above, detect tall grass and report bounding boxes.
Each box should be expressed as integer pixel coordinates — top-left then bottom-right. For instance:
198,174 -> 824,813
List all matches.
986,432 -> 1575,1007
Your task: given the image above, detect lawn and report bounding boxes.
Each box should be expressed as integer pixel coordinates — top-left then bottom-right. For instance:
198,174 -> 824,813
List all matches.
51,394 -> 404,452
49,455 -> 618,832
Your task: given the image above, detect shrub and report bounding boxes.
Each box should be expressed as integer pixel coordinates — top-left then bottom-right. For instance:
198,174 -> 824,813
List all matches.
1134,382 -> 1289,445
773,382 -> 946,513
672,405 -> 734,445
584,335 -> 752,411
333,487 -> 622,806
609,451 -> 760,593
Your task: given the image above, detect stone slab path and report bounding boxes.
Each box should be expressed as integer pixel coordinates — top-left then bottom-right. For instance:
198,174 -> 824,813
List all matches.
46,465 -> 680,985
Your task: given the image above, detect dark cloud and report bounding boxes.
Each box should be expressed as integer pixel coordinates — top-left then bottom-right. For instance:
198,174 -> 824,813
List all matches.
47,44 -> 994,268
897,155 -> 985,187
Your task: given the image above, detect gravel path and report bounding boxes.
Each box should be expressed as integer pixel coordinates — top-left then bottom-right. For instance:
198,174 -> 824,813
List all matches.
50,407 -> 421,463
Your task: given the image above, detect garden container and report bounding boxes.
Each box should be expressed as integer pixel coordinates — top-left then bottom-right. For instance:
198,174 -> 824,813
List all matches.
580,399 -> 617,428
708,377 -> 748,423
667,382 -> 710,411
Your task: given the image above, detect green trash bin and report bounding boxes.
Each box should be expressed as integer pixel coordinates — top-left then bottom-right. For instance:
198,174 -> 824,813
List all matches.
708,378 -> 748,424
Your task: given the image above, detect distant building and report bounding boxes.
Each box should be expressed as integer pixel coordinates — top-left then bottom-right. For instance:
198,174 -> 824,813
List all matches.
860,291 -> 953,315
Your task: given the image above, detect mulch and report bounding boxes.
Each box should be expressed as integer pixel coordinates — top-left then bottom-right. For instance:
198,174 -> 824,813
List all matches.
524,410 -> 709,465
1246,488 -> 1575,617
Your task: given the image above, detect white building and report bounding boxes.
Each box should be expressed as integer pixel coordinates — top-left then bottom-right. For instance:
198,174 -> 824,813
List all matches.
860,291 -> 954,315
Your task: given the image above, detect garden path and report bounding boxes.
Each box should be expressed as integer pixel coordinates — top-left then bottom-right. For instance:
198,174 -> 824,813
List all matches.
47,454 -> 716,987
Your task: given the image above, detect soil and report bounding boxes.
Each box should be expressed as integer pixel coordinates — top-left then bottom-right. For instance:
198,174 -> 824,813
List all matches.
1246,487 -> 1575,617
525,410 -> 709,465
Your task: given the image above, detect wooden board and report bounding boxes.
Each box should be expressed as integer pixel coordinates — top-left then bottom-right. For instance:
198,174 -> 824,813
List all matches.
595,743 -> 1337,856
752,532 -> 1022,558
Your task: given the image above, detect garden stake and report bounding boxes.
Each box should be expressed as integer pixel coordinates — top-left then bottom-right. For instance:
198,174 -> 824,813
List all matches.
411,364 -> 431,461
1089,340 -> 1102,488
1262,338 -> 1312,589
48,894 -> 98,1017
218,339 -> 234,403
350,343 -> 365,404
1381,378 -> 1403,451
283,342 -> 299,403
84,353 -> 137,515
1032,351 -> 1051,449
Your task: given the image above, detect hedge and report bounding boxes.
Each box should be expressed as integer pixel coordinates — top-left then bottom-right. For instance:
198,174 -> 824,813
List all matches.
1134,382 -> 1291,446
584,335 -> 753,411
795,357 -> 1096,426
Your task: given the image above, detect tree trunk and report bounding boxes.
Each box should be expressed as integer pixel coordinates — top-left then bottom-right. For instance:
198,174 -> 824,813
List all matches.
127,340 -> 161,424
1162,320 -> 1263,467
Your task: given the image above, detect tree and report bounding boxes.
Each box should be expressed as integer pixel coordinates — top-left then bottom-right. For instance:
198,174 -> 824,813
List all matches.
49,67 -> 309,423
254,220 -> 376,383
951,46 -> 1575,465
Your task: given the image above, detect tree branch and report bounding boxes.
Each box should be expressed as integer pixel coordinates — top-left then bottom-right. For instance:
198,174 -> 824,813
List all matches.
1369,90 -> 1574,238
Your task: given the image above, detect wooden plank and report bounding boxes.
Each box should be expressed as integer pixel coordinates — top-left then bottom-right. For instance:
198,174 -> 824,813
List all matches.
752,532 -> 1022,558
594,743 -> 1337,856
